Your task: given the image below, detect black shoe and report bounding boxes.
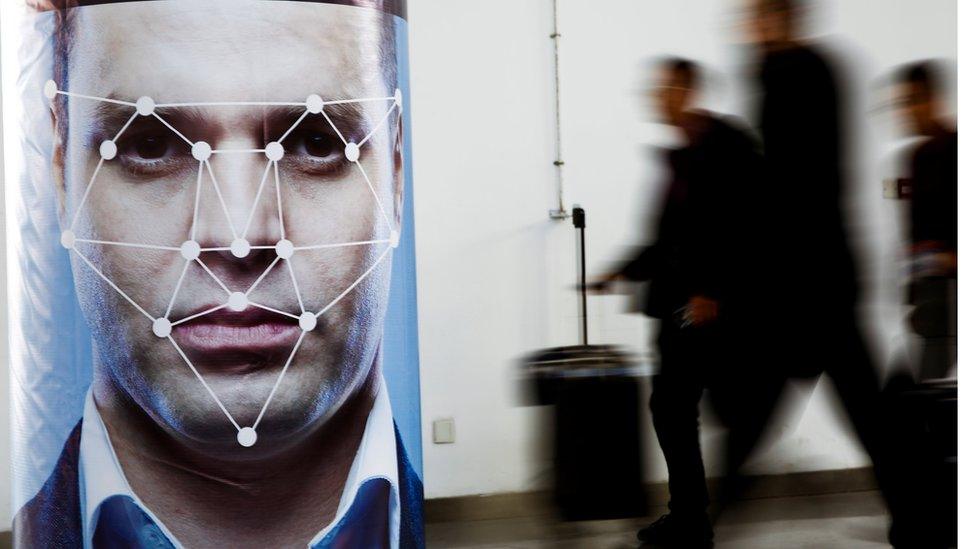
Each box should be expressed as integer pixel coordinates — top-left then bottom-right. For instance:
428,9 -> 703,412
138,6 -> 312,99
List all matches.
637,513 -> 714,548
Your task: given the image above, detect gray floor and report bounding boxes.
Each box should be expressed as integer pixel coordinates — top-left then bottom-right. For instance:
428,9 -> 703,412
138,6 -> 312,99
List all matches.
426,491 -> 891,548
0,491 -> 889,548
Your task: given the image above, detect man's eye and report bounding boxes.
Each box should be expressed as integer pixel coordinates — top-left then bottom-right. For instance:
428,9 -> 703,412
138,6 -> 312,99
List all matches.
295,131 -> 342,158
113,130 -> 188,177
130,134 -> 174,160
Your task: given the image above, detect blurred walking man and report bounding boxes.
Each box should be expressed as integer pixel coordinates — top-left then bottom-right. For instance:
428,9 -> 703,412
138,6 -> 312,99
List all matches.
731,2 -> 946,547
600,58 -> 760,548
891,61 -> 957,381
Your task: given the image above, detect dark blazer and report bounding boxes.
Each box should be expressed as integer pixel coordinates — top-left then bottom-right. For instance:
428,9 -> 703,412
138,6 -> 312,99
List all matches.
14,421 -> 426,548
909,128 -> 957,250
758,44 -> 858,305
619,114 -> 763,319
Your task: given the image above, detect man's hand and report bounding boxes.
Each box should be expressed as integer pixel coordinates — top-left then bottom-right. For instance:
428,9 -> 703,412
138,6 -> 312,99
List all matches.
912,241 -> 957,276
584,272 -> 625,294
684,295 -> 719,327
933,251 -> 957,275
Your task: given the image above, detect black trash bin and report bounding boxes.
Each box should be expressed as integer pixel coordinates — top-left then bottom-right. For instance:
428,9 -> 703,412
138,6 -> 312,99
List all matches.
522,344 -> 648,521
519,207 -> 648,521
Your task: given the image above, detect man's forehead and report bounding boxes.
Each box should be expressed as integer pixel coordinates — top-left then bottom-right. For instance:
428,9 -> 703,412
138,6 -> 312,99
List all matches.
69,1 -> 387,103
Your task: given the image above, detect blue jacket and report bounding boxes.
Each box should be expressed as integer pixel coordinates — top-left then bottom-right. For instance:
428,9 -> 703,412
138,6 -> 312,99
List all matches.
14,421 -> 425,548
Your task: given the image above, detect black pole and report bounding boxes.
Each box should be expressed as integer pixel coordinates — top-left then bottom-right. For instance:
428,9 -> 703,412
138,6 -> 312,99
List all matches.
572,206 -> 588,346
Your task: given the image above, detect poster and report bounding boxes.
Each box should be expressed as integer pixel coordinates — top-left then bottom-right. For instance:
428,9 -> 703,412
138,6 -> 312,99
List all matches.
4,1 -> 423,547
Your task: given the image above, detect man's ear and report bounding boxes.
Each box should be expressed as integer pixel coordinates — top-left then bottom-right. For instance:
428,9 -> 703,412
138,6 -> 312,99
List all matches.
392,112 -> 404,233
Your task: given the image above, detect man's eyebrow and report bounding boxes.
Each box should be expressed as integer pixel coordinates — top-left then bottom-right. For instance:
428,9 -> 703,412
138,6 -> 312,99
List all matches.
90,101 -> 140,142
88,101 -> 371,144
89,102 -> 206,142
263,102 -> 370,143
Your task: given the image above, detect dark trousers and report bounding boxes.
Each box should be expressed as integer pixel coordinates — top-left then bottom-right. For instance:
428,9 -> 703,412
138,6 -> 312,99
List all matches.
652,301 -> 929,539
909,276 -> 956,380
720,310 -> 884,471
650,309 -> 784,518
712,308 -> 931,540
650,317 -> 722,517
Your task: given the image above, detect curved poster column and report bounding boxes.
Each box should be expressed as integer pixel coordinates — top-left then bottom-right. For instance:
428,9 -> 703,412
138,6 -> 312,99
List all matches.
4,1 -> 423,547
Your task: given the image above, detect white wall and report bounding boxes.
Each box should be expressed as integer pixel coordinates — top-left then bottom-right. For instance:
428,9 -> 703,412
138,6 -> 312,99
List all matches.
411,0 -> 957,499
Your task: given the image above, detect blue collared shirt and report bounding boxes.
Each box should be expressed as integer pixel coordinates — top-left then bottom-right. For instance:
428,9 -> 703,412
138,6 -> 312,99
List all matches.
78,383 -> 401,548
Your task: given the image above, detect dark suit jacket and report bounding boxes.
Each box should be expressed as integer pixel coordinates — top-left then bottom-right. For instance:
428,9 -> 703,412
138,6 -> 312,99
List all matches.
619,114 -> 763,319
909,128 -> 957,250
758,44 -> 859,305
14,421 -> 426,548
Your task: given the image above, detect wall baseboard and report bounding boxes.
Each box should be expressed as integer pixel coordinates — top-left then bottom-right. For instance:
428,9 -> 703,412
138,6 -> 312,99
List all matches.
425,466 -> 877,523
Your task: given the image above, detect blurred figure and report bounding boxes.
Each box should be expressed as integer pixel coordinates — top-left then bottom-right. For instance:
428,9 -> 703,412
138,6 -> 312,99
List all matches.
727,1 -> 947,547
891,61 -> 957,381
749,0 -> 859,309
597,58 -> 761,549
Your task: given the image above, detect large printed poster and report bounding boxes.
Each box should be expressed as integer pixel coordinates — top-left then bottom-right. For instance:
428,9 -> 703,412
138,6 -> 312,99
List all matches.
5,1 -> 423,547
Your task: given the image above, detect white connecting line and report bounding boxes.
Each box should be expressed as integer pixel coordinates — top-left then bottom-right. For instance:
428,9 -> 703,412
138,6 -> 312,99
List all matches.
45,80 -> 404,447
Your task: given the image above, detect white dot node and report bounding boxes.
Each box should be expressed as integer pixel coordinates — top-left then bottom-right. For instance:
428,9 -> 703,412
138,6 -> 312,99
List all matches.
60,230 -> 76,249
43,80 -> 58,100
305,94 -> 324,114
230,238 -> 251,258
265,142 -> 284,162
390,229 -> 400,249
99,140 -> 117,161
394,88 -> 403,107
152,318 -> 172,338
275,239 -> 294,259
192,141 -> 212,161
227,292 -> 248,312
136,96 -> 155,116
237,427 -> 257,447
344,142 -> 360,162
299,311 -> 317,332
180,240 -> 201,261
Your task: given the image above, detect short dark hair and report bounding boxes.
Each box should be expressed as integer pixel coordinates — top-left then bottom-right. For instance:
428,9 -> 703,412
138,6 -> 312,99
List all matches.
895,61 -> 942,97
661,57 -> 700,90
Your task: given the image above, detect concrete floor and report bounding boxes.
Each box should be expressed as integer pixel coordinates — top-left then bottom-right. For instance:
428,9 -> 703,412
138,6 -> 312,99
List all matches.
426,491 -> 892,548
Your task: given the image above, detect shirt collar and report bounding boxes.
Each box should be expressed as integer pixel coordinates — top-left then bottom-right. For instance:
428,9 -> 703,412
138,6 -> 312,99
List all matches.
309,379 -> 401,547
79,380 -> 401,548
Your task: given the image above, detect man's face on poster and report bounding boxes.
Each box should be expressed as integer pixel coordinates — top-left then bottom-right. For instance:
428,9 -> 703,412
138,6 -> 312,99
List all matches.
58,2 -> 402,453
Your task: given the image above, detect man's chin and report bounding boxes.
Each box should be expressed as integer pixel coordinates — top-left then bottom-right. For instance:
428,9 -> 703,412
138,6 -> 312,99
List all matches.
144,386 -> 322,455
158,408 -> 319,459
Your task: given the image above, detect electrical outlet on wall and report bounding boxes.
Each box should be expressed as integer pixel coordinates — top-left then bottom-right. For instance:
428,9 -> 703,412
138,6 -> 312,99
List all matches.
883,178 -> 899,199
432,418 -> 455,444
883,178 -> 912,199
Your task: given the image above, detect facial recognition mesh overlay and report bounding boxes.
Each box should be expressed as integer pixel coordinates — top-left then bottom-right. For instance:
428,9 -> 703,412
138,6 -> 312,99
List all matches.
50,83 -> 404,447
7,0 -> 423,541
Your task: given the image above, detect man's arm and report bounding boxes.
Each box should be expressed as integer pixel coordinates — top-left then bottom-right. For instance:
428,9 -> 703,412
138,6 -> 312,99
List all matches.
590,244 -> 657,294
617,244 -> 658,282
683,123 -> 764,324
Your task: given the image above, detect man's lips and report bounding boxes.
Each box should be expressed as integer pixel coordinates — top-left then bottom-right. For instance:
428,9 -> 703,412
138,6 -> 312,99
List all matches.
171,305 -> 301,371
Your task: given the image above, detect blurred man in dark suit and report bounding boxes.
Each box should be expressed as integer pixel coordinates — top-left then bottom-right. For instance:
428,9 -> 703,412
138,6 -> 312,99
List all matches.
892,60 -> 957,381
725,2 -> 947,547
599,57 -> 761,548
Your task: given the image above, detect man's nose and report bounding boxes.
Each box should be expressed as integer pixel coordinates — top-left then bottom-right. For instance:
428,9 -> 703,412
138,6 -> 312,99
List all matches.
193,151 -> 281,280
